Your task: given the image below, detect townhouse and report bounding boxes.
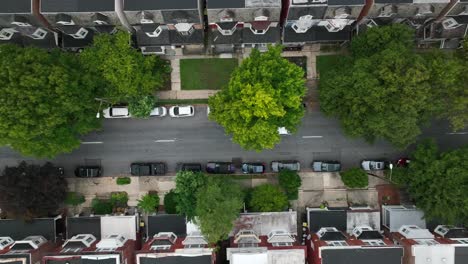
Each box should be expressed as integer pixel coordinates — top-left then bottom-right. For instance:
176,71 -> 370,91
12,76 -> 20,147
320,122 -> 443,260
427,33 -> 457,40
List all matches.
282,0 -> 366,48
0,0 -> 57,48
122,0 -> 205,55
39,0 -> 119,51
206,0 -> 282,53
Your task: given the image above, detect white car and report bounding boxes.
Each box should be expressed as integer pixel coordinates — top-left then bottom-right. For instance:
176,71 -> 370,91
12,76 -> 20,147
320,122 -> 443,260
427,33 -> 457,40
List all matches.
169,105 -> 194,117
278,127 -> 291,135
150,106 -> 167,117
361,160 -> 386,171
102,106 -> 131,118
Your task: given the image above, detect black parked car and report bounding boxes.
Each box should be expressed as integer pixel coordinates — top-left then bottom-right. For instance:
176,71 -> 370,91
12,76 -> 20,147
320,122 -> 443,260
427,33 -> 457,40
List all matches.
206,162 -> 235,174
311,161 -> 341,172
241,163 -> 266,174
177,163 -> 202,172
74,166 -> 102,177
131,162 -> 167,176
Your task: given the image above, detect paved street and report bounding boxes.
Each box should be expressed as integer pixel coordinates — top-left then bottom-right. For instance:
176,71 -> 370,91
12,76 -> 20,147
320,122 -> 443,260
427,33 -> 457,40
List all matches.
0,106 -> 466,177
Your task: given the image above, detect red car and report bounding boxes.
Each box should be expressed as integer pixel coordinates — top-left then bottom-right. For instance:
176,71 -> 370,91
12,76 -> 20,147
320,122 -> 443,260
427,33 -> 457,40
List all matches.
396,158 -> 410,167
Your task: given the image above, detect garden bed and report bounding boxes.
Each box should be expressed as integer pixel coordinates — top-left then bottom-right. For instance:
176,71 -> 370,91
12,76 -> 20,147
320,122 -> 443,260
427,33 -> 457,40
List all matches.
180,58 -> 238,90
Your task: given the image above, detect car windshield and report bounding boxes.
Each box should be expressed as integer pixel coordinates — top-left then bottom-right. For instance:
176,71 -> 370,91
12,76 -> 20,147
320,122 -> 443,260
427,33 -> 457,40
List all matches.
174,107 -> 179,115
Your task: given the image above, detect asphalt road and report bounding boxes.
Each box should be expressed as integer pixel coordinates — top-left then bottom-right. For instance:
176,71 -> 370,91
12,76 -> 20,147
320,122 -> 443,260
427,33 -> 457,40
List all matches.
0,106 -> 466,176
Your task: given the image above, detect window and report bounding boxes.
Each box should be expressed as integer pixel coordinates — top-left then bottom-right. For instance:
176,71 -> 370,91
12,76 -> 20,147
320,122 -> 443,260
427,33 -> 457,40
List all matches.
454,239 -> 468,244
150,245 -> 171,251
272,242 -> 293,247
31,28 -> 47,39
61,248 -> 82,253
95,247 -> 116,252
363,240 -> 386,246
184,244 -> 204,249
146,26 -> 162,38
442,18 -> 459,29
251,28 -> 265,34
71,28 -> 88,39
415,239 -> 439,246
326,241 -> 348,246
239,242 -> 258,248
0,29 -> 14,40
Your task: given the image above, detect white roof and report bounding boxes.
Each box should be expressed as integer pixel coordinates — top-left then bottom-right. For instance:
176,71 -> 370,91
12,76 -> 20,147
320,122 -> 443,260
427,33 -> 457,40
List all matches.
231,250 -> 268,264
232,212 -> 297,236
178,106 -> 192,115
382,205 -> 426,232
347,211 -> 380,233
174,23 -> 193,32
398,225 -> 434,239
228,248 -> 305,264
413,244 -> 455,264
101,215 -> 137,240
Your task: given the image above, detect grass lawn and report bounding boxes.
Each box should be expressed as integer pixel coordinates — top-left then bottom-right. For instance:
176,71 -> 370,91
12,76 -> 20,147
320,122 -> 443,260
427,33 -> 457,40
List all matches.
180,58 -> 238,90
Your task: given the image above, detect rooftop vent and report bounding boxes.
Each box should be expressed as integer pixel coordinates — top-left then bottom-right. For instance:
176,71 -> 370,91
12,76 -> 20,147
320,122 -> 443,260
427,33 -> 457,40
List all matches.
398,225 -> 434,239
96,235 -> 127,251
234,230 -> 261,248
0,237 -> 14,250
150,232 -> 177,251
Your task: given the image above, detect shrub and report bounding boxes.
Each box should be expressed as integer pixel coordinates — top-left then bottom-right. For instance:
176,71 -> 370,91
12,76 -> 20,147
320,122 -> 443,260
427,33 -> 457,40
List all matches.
65,192 -> 85,206
163,190 -> 178,214
249,184 -> 288,212
116,177 -> 131,185
128,95 -> 156,118
110,192 -> 129,207
341,168 -> 369,188
91,198 -> 113,215
138,193 -> 160,214
278,169 -> 302,200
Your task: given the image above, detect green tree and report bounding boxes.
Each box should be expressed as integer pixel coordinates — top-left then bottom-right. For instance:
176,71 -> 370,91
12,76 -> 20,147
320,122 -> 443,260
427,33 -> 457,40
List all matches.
0,161 -> 67,218
110,192 -> 129,208
174,171 -> 207,221
0,45 -> 101,158
163,190 -> 178,214
278,169 -> 302,200
196,178 -> 244,245
128,95 -> 157,118
91,198 -> 113,215
340,168 -> 368,188
80,31 -> 170,102
249,184 -> 288,212
138,193 -> 160,214
208,46 -> 306,151
398,140 -> 468,225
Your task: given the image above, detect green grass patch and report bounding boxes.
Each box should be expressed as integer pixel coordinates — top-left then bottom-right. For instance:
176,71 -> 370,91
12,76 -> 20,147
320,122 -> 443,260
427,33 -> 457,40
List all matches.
116,177 -> 131,185
180,58 -> 238,90
158,98 -> 209,105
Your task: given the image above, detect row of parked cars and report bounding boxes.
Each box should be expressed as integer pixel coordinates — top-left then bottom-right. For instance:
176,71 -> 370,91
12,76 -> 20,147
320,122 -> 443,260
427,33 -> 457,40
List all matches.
73,158 -> 410,177
102,105 -> 195,118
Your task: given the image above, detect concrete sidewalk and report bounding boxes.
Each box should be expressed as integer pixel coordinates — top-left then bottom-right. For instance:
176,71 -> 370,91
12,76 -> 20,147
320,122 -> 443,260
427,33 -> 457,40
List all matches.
157,90 -> 219,100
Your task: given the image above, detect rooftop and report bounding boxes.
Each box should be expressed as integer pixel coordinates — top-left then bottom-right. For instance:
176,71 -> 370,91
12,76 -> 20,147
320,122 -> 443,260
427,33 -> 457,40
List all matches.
382,205 -> 426,232
307,208 -> 347,233
124,0 -> 199,11
232,211 -> 297,236
291,0 -> 364,5
0,217 -> 59,241
139,255 -> 212,264
41,0 -> 115,13
0,0 -> 31,13
67,216 -> 101,239
147,215 -> 187,238
207,0 -> 281,9
101,215 -> 137,240
320,247 -> 404,264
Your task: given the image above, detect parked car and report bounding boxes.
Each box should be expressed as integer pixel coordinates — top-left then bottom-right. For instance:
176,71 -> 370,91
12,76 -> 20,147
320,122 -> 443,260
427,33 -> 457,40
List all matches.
74,166 -> 102,177
206,162 -> 235,174
130,162 -> 166,176
177,163 -> 202,172
242,163 -> 266,174
169,105 -> 194,117
361,160 -> 386,171
55,166 -> 64,176
102,106 -> 131,118
150,106 -> 167,117
271,160 -> 301,172
207,106 -> 210,116
278,127 -> 291,135
312,161 -> 341,172
396,158 -> 410,167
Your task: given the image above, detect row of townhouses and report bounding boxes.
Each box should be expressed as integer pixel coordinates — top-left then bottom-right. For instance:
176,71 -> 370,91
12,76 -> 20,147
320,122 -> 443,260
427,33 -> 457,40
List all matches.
0,205 -> 467,264
1,0 -> 467,55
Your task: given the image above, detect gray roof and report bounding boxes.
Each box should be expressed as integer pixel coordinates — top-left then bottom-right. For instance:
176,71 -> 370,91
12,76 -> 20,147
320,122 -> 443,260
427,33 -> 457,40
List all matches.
374,0 -> 412,3
147,215 -> 186,237
66,216 -> 101,239
124,0 -> 199,11
0,218 -> 58,241
207,0 -> 245,9
60,27 -> 95,49
139,256 -> 212,264
328,0 -> 365,5
283,25 -> 351,43
135,26 -> 171,47
232,211 -> 297,236
321,247 -> 404,264
46,256 -> 119,264
456,247 -> 468,264
241,26 -> 280,44
287,6 -> 327,20
0,0 -> 31,13
41,0 -> 115,13
211,29 -> 242,45
307,209 -> 347,233
169,29 -> 204,45
0,254 -> 30,264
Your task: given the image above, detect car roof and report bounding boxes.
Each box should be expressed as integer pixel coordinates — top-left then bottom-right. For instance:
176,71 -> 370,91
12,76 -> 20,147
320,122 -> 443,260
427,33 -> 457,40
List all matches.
112,107 -> 128,116
177,106 -> 192,115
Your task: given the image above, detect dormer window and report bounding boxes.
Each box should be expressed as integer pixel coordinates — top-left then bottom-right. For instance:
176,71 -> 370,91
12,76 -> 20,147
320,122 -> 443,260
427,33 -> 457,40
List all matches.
182,232 -> 208,249
175,23 -> 194,36
96,234 -> 127,252
326,241 -> 348,246
0,28 -> 16,40
146,26 -> 162,38
56,14 -> 74,25
93,13 -> 109,25
71,28 -> 88,39
0,237 -> 14,250
235,229 -> 261,248
442,18 -> 460,30
216,22 -> 238,36
362,240 -> 386,246
416,5 -> 434,16
267,230 -> 295,247
150,232 -> 177,251
292,15 -> 313,33
11,15 -> 31,27
31,28 -> 48,40
379,5 -> 397,18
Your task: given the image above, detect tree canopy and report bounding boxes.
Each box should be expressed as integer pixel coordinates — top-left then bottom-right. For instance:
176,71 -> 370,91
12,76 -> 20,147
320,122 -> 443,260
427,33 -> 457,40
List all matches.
278,169 -> 302,200
208,45 -> 306,151
392,140 -> 468,225
174,171 -> 206,221
80,31 -> 170,102
195,177 -> 244,245
248,184 -> 288,212
0,161 -> 67,218
137,193 -> 160,214
340,168 -> 368,188
319,25 -> 467,148
0,45 -> 101,157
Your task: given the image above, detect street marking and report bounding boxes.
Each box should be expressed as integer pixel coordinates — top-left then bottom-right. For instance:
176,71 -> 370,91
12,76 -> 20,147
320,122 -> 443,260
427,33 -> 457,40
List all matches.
154,139 -> 176,143
81,141 -> 103,144
302,136 -> 323,139
447,132 -> 468,135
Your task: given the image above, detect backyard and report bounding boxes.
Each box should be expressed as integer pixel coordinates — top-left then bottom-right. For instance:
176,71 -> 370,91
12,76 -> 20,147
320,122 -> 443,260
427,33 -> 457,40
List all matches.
180,58 -> 238,90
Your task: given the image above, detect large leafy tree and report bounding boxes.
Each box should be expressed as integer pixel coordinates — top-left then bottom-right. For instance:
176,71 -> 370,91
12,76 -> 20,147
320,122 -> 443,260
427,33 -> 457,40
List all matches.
393,141 -> 468,225
0,45 -> 100,157
248,184 -> 288,212
319,25 -> 436,148
278,169 -> 302,200
196,177 -> 244,245
80,31 -> 170,102
174,171 -> 206,221
209,45 -> 306,151
340,168 -> 368,188
0,161 -> 68,218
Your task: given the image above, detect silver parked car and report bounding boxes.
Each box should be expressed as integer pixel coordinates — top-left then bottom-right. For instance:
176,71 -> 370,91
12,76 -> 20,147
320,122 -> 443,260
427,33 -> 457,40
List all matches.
312,161 -> 341,172
271,160 -> 301,172
150,106 -> 167,117
169,105 -> 194,117
102,106 -> 131,118
361,160 -> 386,171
